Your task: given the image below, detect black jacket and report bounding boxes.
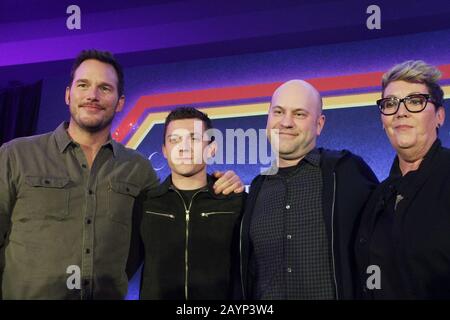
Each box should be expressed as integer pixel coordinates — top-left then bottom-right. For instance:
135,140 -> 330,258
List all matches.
355,140 -> 450,299
240,148 -> 378,299
139,175 -> 245,300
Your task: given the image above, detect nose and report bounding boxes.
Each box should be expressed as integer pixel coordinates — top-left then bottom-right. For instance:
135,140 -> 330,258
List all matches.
280,113 -> 295,128
396,101 -> 409,118
179,136 -> 191,153
86,87 -> 100,101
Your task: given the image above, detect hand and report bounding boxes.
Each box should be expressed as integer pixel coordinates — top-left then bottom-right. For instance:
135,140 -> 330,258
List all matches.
212,170 -> 245,195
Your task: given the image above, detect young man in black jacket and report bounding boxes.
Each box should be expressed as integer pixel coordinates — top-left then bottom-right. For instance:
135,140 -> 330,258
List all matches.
240,80 -> 378,300
139,107 -> 245,300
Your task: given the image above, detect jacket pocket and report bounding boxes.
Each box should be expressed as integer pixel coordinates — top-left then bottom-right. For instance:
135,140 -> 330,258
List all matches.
200,211 -> 235,218
145,211 -> 175,220
108,180 -> 140,225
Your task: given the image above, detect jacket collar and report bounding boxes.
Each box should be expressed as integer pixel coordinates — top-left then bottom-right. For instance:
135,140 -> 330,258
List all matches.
265,148 -> 322,179
388,139 -> 441,180
369,139 -> 442,228
147,173 -> 236,199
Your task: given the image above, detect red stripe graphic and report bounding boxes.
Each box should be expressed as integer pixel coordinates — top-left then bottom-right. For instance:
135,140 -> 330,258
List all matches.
115,66 -> 450,143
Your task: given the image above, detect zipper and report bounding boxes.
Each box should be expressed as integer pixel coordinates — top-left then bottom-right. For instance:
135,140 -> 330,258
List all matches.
331,172 -> 339,300
200,211 -> 234,217
172,187 -> 206,300
145,211 -> 175,219
239,215 -> 245,299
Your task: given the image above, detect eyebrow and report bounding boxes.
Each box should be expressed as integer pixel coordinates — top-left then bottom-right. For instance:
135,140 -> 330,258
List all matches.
167,132 -> 202,138
271,105 -> 309,112
384,91 -> 427,98
75,79 -> 115,88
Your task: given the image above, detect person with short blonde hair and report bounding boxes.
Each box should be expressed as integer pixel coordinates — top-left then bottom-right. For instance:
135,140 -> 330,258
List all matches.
356,60 -> 450,299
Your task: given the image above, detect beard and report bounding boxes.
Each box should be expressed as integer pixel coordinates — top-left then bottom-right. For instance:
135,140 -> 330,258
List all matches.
70,103 -> 116,133
75,114 -> 114,133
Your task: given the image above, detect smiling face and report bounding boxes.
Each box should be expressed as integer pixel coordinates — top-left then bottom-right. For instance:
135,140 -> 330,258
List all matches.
162,118 -> 215,178
65,59 -> 124,133
381,80 -> 445,159
266,80 -> 325,167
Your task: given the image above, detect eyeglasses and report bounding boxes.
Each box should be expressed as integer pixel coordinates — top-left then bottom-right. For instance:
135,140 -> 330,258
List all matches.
376,93 -> 435,115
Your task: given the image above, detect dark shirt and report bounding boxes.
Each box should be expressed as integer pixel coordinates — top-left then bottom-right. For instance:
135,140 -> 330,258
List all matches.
368,142 -> 435,299
0,122 -> 159,299
178,187 -> 204,207
249,149 -> 335,299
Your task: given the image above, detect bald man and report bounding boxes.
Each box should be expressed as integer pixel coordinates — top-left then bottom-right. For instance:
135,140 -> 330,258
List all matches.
239,80 -> 378,300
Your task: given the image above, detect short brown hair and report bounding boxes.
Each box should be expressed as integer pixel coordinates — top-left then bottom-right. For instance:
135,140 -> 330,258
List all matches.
69,49 -> 124,96
163,107 -> 214,145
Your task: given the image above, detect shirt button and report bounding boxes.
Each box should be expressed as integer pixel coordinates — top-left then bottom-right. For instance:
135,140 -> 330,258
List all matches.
287,235 -> 292,240
286,205 -> 291,210
88,190 -> 93,195
44,180 -> 50,185
85,248 -> 90,254
359,237 -> 367,245
86,219 -> 92,225
81,164 -> 87,169
287,267 -> 292,273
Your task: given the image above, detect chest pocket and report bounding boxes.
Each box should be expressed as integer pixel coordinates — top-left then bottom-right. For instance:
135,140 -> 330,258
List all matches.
145,211 -> 176,220
200,211 -> 235,218
19,176 -> 71,220
108,180 -> 140,225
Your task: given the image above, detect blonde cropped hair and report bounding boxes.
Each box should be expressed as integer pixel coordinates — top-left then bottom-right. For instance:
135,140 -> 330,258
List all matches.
382,60 -> 444,108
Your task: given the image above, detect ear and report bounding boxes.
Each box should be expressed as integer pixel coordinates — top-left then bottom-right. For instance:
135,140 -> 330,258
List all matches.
115,95 -> 125,113
380,113 -> 386,130
436,106 -> 445,128
65,87 -> 70,106
316,114 -> 326,136
162,143 -> 168,160
205,140 -> 217,159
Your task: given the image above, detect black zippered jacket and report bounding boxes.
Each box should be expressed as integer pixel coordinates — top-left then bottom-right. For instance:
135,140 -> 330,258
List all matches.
240,149 -> 378,299
139,174 -> 245,300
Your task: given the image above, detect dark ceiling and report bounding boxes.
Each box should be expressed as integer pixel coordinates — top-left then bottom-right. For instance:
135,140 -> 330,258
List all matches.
1,0 -> 449,87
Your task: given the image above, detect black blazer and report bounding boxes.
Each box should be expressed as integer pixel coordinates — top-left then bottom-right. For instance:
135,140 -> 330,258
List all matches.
355,140 -> 450,299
